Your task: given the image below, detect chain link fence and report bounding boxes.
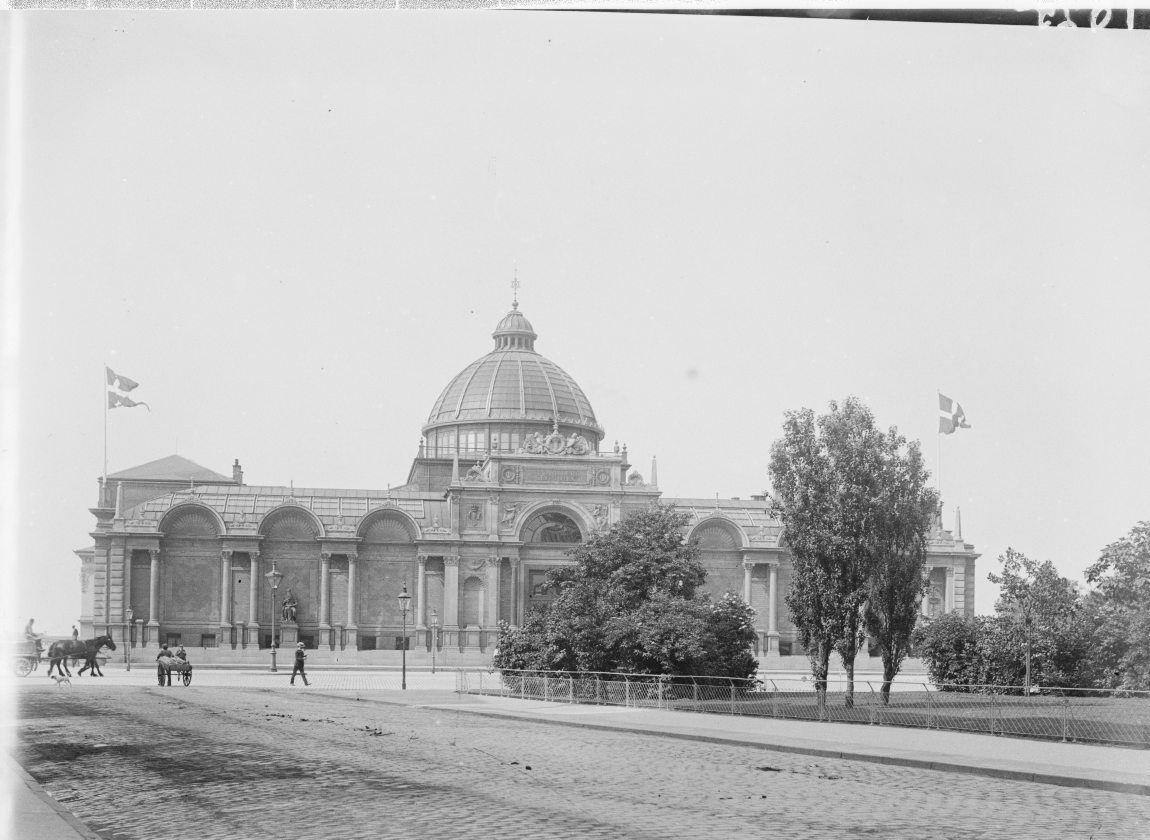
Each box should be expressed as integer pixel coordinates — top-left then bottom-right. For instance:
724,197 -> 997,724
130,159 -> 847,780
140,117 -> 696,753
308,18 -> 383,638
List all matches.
456,669 -> 1150,748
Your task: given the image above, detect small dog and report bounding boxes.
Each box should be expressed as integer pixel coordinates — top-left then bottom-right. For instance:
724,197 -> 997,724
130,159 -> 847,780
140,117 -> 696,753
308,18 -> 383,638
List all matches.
50,675 -> 72,687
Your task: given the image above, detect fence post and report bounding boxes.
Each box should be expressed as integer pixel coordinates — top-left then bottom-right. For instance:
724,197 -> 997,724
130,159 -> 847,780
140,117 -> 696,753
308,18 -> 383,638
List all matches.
770,680 -> 779,718
478,671 -> 484,694
568,675 -> 575,704
1061,691 -> 1069,743
867,681 -> 877,726
544,673 -> 551,703
624,675 -> 631,707
730,679 -> 736,715
989,688 -> 996,736
692,677 -> 698,705
924,683 -> 934,729
595,674 -> 601,705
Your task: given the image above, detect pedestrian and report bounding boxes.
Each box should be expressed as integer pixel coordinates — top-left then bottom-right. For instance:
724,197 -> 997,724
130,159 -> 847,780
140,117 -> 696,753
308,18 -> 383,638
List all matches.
290,642 -> 309,686
156,644 -> 173,686
71,625 -> 79,641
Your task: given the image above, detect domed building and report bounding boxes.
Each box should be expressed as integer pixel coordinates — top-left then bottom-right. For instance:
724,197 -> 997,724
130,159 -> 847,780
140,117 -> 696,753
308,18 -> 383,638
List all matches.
78,303 -> 978,665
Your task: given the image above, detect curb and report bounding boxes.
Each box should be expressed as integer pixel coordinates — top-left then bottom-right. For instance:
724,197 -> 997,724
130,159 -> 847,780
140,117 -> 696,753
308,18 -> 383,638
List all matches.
5,755 -> 104,840
349,694 -> 1150,798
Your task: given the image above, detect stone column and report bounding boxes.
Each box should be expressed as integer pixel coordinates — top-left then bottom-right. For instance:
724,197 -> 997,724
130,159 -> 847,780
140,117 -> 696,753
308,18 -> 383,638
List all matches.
485,556 -> 501,627
510,558 -> 522,626
147,549 -> 160,642
416,555 -> 428,629
220,550 -> 233,630
767,562 -> 780,654
247,552 -> 260,647
443,555 -> 460,629
319,552 -> 331,645
742,560 -> 754,605
945,565 -> 955,613
345,554 -> 359,650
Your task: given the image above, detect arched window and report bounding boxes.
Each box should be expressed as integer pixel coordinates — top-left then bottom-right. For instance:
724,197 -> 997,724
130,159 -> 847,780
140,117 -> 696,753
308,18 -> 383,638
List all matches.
522,511 -> 583,544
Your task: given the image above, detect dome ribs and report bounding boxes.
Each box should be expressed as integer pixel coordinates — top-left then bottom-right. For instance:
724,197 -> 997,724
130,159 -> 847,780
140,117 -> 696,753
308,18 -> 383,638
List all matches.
534,356 -> 561,424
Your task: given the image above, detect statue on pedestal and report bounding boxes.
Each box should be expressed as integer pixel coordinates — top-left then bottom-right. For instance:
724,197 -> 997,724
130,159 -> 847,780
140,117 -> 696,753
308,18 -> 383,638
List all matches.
281,589 -> 298,623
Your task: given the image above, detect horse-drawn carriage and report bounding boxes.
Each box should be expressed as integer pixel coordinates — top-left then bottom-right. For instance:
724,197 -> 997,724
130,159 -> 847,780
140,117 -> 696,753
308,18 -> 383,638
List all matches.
156,655 -> 193,686
9,638 -> 43,677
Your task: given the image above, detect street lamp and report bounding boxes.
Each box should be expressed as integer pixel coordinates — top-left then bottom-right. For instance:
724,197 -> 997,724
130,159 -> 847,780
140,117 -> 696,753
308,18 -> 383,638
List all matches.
397,583 -> 412,690
430,608 -> 439,674
124,606 -> 134,672
266,560 -> 283,673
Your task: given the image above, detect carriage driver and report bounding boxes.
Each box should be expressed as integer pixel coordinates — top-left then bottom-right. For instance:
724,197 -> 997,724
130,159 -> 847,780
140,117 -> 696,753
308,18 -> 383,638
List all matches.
24,618 -> 44,655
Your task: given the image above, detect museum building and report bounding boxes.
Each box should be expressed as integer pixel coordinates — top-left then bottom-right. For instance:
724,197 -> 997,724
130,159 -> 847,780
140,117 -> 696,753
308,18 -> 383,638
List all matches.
78,303 -> 978,664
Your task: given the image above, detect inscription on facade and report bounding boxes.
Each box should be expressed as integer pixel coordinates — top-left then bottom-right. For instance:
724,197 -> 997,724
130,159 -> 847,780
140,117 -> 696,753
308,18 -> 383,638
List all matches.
523,468 -> 586,485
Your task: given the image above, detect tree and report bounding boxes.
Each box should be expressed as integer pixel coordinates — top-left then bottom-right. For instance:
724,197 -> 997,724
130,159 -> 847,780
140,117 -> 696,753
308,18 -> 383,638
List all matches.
770,397 -> 937,710
917,548 -> 1095,690
863,432 -> 937,704
492,506 -> 758,680
1084,522 -> 1150,690
986,548 -> 1093,688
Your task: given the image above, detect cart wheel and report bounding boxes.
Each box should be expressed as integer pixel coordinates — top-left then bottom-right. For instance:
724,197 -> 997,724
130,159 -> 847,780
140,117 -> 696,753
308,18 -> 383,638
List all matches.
182,671 -> 192,686
13,658 -> 32,678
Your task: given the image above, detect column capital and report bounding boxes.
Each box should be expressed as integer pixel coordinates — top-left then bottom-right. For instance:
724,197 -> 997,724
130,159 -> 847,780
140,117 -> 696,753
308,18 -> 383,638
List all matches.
417,554 -> 429,565
444,555 -> 460,568
320,551 -> 331,562
221,549 -> 234,560
486,556 -> 501,568
742,560 -> 757,571
346,553 -> 358,563
149,548 -> 161,560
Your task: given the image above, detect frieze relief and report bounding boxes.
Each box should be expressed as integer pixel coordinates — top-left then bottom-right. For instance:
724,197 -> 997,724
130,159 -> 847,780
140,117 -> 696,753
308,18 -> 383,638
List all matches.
466,504 -> 483,527
520,429 -> 593,456
126,519 -> 158,530
500,465 -> 521,484
424,515 -> 451,535
499,503 -> 521,529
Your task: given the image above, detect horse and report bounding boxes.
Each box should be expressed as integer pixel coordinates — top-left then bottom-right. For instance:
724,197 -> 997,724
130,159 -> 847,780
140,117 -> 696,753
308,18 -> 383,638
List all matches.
47,635 -> 116,677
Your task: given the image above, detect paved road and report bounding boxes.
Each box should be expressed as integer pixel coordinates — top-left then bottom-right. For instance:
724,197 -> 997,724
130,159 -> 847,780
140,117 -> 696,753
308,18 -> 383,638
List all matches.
13,685 -> 1150,840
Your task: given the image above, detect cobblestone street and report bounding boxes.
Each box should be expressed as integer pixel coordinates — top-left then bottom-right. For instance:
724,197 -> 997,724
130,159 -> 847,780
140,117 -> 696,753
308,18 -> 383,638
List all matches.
13,685 -> 1150,840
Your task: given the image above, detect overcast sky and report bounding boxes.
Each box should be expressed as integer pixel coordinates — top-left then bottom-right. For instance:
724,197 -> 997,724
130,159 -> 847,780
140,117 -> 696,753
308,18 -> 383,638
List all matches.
5,11 -> 1148,635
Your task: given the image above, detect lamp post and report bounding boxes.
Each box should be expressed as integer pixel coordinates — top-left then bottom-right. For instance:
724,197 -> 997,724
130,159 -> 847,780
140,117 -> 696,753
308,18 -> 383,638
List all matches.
266,560 -> 283,673
124,606 -> 134,672
397,583 -> 412,690
430,608 -> 439,675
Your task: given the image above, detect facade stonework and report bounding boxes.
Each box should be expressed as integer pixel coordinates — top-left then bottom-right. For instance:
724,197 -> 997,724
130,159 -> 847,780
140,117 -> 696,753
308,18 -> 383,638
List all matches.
79,305 -> 978,661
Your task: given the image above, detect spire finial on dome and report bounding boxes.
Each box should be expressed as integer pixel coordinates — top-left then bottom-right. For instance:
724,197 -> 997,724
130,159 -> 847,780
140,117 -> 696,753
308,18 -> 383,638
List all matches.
511,268 -> 520,310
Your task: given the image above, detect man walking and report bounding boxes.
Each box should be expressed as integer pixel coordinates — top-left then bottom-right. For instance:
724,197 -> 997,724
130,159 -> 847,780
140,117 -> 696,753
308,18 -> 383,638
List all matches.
290,642 -> 309,686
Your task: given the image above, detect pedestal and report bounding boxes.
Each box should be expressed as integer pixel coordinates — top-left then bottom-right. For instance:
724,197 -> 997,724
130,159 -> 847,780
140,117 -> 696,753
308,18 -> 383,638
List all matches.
279,624 -> 298,647
765,632 -> 781,655
245,623 -> 261,648
344,628 -> 358,650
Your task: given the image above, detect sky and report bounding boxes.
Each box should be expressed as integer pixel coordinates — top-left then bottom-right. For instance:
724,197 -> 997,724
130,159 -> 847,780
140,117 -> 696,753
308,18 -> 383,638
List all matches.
4,11 -> 1149,635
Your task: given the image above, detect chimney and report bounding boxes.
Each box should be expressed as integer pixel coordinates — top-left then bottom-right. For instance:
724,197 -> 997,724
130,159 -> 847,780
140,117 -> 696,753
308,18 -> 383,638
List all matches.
650,455 -> 658,488
954,506 -> 962,540
115,482 -> 124,518
232,459 -> 244,485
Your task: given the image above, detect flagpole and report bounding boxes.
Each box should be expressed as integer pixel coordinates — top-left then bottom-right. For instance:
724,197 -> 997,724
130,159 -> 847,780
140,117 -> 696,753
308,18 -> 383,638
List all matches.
936,389 -> 942,498
103,365 -> 108,495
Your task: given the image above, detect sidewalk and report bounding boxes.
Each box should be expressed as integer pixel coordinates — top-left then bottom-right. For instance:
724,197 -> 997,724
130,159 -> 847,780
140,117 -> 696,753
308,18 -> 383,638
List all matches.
375,690 -> 1150,797
3,755 -> 100,840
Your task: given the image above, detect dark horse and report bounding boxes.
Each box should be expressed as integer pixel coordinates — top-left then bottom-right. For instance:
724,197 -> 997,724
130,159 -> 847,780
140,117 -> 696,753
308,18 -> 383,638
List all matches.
47,635 -> 116,677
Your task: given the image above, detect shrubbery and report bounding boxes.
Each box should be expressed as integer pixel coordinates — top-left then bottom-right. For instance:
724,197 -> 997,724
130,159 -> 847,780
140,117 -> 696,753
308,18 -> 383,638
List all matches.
492,506 -> 758,680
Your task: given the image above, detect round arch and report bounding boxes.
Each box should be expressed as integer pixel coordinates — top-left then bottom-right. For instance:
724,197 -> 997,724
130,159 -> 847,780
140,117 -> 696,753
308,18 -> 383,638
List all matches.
258,504 -> 325,540
158,502 -> 226,538
688,516 -> 749,550
357,507 -> 421,543
515,501 -> 591,545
